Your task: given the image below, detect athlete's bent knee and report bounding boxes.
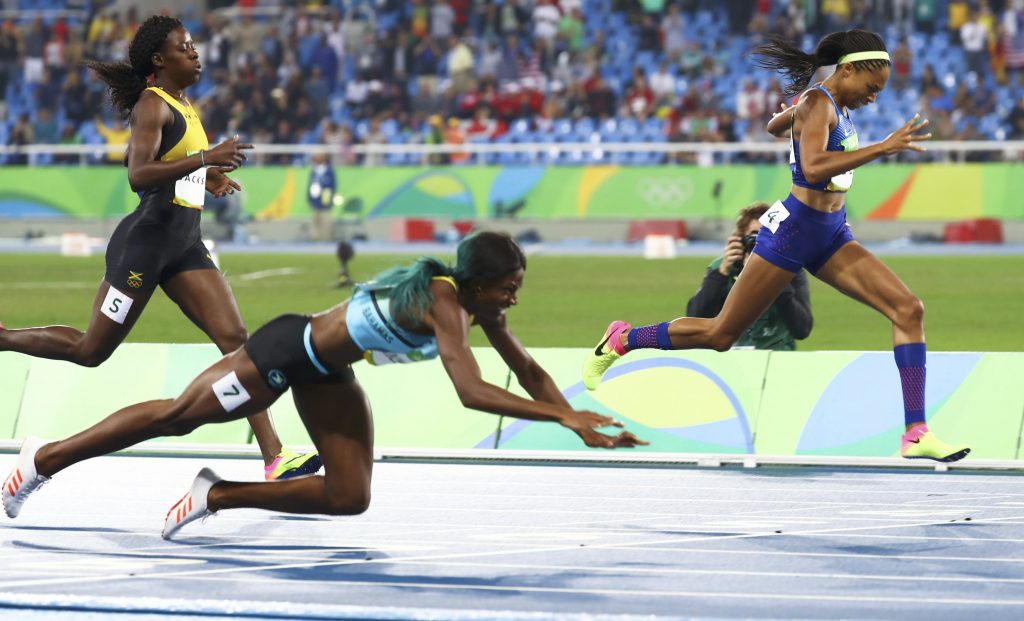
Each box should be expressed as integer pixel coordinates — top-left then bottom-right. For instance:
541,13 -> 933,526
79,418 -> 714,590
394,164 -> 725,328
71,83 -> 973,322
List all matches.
895,296 -> 925,329
324,489 -> 371,516
214,327 -> 250,353
705,324 -> 741,352
74,347 -> 115,368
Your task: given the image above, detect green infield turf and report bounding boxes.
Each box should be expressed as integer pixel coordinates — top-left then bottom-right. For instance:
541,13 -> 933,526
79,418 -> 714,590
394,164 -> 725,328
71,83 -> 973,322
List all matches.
1,253 -> 1021,351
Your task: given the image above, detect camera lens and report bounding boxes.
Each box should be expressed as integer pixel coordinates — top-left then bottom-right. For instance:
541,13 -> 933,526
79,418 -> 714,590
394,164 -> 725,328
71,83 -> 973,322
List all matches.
742,233 -> 758,253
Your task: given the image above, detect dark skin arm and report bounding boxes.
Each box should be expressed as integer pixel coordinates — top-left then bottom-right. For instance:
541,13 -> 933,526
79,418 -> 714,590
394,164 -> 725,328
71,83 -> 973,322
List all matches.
795,89 -> 931,185
479,312 -> 570,408
425,282 -> 646,448
126,90 -> 253,192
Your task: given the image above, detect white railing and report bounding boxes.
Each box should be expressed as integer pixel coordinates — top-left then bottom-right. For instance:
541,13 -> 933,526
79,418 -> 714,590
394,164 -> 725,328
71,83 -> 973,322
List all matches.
0,140 -> 1021,165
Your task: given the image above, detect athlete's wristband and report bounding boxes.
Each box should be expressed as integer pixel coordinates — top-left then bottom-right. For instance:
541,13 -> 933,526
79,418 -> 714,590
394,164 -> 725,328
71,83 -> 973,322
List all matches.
199,150 -> 206,167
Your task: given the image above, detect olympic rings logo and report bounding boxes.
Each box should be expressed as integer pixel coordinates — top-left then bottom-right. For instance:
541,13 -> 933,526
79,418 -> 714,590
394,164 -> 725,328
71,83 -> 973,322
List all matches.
636,177 -> 694,209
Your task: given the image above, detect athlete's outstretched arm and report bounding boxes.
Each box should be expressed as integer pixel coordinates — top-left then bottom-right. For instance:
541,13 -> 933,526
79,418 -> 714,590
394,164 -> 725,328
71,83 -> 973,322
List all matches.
427,284 -> 646,448
125,93 -> 252,191
479,313 -> 569,408
797,91 -> 930,184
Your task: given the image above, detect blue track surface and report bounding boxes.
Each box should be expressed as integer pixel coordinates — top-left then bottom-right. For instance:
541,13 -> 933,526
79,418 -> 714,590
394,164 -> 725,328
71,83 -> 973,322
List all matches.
2,454 -> 1024,620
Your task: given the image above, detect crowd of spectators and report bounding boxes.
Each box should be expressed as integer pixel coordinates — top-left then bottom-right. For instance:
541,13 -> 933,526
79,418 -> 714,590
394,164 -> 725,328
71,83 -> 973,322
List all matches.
3,0 -> 1024,166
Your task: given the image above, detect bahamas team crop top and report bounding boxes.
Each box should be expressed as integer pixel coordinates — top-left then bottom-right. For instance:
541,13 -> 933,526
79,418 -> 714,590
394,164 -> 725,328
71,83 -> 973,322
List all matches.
345,276 -> 460,365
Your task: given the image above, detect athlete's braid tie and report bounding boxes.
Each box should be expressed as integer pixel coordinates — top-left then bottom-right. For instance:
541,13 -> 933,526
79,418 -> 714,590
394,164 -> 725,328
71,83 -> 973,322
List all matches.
128,15 -> 181,77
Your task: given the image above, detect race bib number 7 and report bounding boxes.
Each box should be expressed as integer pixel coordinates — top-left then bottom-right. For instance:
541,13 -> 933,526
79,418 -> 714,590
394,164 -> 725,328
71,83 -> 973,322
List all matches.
212,371 -> 251,413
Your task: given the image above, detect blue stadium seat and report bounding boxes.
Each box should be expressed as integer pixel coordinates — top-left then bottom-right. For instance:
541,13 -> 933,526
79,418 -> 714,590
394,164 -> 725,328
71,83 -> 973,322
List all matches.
553,118 -> 573,135
600,118 -> 619,136
574,117 -> 595,134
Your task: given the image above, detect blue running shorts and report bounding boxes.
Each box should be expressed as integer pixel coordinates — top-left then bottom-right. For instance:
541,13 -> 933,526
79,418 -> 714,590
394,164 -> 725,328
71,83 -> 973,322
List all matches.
751,193 -> 855,274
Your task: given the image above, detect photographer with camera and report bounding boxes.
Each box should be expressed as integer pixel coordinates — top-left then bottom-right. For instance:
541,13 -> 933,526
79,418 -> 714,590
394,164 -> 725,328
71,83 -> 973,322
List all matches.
686,202 -> 813,350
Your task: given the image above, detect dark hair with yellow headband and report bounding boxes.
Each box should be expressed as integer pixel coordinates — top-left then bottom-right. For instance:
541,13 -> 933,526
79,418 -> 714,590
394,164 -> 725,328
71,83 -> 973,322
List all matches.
751,29 -> 889,98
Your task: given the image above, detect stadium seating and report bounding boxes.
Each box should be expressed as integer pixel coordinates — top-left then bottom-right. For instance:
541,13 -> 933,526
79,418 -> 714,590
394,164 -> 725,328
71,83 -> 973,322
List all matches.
2,0 -> 1019,165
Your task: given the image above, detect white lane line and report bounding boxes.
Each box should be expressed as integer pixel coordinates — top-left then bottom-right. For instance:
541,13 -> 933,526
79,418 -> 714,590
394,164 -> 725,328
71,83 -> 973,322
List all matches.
375,491 -> 1021,506
783,532 -> 1024,543
382,481 -> 1024,497
4,512 -> 1023,591
555,545 -> 1024,564
234,268 -> 302,281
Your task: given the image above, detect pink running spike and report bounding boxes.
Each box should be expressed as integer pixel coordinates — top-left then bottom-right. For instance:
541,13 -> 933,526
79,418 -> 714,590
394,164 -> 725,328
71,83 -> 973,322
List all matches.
901,424 -> 929,452
601,321 -> 631,356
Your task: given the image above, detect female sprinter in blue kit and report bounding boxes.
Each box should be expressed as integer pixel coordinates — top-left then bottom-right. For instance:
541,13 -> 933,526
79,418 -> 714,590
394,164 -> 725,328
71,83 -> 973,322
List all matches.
582,29 -> 969,463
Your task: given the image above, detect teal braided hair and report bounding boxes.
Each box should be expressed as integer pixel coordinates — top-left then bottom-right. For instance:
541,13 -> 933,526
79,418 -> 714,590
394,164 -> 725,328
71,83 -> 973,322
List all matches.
363,231 -> 526,324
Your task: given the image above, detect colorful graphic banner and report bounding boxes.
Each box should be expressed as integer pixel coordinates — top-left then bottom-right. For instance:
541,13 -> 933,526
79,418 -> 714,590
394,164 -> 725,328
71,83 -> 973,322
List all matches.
3,165 -> 1023,221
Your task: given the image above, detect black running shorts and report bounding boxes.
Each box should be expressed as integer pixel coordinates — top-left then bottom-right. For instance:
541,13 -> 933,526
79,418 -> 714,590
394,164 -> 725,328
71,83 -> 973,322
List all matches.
104,206 -> 216,294
244,314 -> 355,393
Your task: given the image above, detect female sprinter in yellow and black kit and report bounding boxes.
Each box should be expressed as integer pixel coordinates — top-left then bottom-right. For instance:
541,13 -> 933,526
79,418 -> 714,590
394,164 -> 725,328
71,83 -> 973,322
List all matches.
0,15 -> 319,481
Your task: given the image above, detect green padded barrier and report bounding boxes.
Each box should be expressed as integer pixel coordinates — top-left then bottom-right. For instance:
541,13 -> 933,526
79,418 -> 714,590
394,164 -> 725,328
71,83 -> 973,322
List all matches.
755,352 -> 858,456
755,351 -> 1023,460
497,349 -> 771,453
13,344 -> 250,445
923,353 -> 1024,459
5,346 -> 1024,461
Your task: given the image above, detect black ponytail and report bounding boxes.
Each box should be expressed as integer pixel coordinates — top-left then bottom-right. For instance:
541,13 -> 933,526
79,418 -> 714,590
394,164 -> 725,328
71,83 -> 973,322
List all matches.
752,29 -> 889,98
85,15 -> 182,118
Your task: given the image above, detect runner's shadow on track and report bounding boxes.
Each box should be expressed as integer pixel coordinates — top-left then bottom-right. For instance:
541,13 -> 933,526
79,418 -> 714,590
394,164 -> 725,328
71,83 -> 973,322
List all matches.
9,537 -> 386,566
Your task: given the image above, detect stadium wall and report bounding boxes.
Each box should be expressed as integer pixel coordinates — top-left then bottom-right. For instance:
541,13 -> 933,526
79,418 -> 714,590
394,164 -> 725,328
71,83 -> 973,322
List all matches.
3,164 -> 1024,221
3,346 -> 1021,460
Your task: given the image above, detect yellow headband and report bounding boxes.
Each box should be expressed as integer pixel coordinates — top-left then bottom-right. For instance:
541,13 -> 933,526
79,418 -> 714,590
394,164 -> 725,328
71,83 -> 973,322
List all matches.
837,51 -> 890,65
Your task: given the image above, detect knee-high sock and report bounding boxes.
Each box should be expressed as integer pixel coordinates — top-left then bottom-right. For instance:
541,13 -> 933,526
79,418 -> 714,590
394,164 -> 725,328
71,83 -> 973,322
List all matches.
894,343 -> 927,427
627,322 -> 673,351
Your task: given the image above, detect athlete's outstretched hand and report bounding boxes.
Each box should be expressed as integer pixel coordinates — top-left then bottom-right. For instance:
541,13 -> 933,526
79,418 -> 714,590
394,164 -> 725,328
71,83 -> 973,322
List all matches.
562,410 -> 650,449
206,167 -> 241,197
205,135 -> 253,171
880,114 -> 932,155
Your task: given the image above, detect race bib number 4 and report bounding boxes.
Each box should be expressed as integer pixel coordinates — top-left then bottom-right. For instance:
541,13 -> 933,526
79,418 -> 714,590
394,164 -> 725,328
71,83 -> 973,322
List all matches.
759,201 -> 791,234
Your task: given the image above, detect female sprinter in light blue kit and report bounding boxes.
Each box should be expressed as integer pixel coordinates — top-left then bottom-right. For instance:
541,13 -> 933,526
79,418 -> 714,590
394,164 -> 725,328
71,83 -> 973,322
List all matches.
582,29 -> 968,463
5,232 -> 646,538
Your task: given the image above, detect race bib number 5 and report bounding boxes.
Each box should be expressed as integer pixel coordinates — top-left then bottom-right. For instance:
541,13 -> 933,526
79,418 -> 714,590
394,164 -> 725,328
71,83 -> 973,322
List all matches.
100,286 -> 134,324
